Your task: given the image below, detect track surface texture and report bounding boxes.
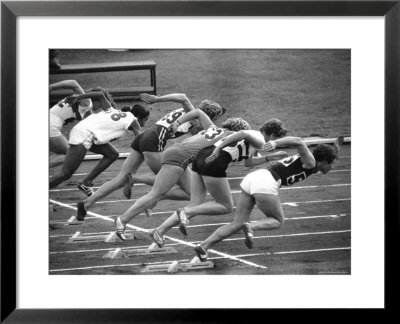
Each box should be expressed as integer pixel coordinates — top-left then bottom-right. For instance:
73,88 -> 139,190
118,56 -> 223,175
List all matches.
49,145 -> 351,275
49,49 -> 351,275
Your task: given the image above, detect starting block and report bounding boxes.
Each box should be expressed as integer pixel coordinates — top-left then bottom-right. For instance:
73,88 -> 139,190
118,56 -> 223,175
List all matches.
49,216 -> 83,230
103,243 -> 178,259
142,256 -> 214,273
67,231 -> 135,243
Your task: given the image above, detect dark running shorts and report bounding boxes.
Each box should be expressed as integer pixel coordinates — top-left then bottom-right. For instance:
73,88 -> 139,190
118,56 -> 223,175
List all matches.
130,125 -> 169,153
192,146 -> 232,178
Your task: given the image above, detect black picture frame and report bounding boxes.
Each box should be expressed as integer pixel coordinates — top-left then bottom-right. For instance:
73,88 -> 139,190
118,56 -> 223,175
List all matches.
1,1 -> 399,322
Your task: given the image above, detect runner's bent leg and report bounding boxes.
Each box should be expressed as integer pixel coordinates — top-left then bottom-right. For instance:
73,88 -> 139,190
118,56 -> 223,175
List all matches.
184,176 -> 233,219
250,193 -> 284,231
156,171 -> 206,235
200,190 -> 255,251
81,143 -> 119,186
83,149 -> 144,210
49,144 -> 87,188
49,135 -> 69,168
119,164 -> 184,225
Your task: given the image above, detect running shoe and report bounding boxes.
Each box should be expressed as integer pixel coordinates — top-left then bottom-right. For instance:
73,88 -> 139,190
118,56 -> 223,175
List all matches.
149,229 -> 165,248
76,202 -> 87,221
77,183 -> 94,197
242,222 -> 254,249
176,208 -> 189,236
122,174 -> 133,199
194,245 -> 208,262
115,217 -> 127,241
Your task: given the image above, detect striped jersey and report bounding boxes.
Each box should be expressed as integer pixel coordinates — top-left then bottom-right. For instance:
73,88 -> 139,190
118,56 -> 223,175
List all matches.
155,107 -> 192,138
214,130 -> 265,162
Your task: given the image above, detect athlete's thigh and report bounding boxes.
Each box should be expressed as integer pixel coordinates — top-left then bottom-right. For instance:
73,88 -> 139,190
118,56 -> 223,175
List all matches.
120,149 -> 144,175
203,176 -> 233,206
253,193 -> 284,223
151,164 -> 184,196
89,143 -> 119,157
49,135 -> 69,154
143,151 -> 163,174
176,167 -> 192,194
189,171 -> 207,205
232,190 -> 256,224
62,144 -> 87,173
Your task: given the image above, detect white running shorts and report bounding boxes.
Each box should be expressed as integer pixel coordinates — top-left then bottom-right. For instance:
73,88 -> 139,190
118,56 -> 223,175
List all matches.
240,169 -> 281,196
49,113 -> 63,137
68,123 -> 95,150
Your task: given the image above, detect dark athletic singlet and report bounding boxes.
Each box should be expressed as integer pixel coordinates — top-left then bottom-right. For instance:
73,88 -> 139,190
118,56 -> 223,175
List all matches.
266,154 -> 317,186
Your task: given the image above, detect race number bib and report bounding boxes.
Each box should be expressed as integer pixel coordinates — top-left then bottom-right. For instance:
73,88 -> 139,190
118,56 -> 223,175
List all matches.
286,172 -> 307,185
156,109 -> 184,128
199,127 -> 224,140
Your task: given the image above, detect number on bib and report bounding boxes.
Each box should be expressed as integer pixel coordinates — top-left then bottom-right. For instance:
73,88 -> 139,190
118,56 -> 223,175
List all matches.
110,112 -> 127,121
287,172 -> 306,185
200,127 -> 223,140
156,110 -> 183,128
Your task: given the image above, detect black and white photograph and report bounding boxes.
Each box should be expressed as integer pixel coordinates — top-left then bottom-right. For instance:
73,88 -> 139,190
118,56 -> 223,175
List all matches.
48,48 -> 351,275
2,1 -> 398,318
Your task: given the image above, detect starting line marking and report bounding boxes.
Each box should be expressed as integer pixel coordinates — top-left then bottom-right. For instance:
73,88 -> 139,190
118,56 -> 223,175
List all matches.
49,199 -> 268,270
50,181 -> 351,194
49,246 -> 350,273
49,214 -> 350,240
50,228 -> 350,255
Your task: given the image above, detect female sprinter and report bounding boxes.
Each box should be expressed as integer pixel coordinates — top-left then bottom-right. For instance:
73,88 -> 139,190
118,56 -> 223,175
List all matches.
193,136 -> 342,261
49,80 -> 92,168
49,89 -> 149,192
148,119 -> 288,247
114,110 -> 250,240
75,93 -> 226,221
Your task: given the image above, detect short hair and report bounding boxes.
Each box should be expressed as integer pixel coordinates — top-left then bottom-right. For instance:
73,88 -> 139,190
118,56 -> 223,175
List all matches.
222,117 -> 250,131
89,87 -> 117,109
198,100 -> 226,121
260,118 -> 287,138
312,144 -> 338,164
122,104 -> 150,119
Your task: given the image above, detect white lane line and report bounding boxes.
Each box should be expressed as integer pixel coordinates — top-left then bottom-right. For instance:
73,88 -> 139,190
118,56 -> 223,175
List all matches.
49,214 -> 350,239
54,168 -> 351,179
52,197 -> 350,208
50,228 -> 350,254
50,242 -> 184,254
50,183 -> 351,203
49,172 -> 351,192
49,246 -> 350,273
234,246 -> 351,258
49,199 -> 267,270
216,229 -> 351,244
